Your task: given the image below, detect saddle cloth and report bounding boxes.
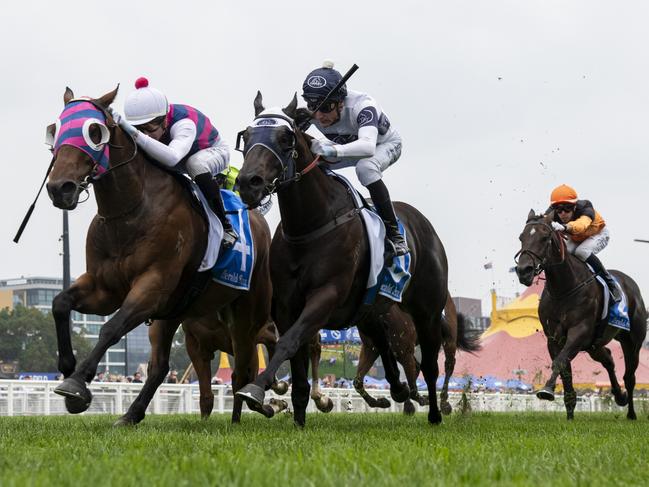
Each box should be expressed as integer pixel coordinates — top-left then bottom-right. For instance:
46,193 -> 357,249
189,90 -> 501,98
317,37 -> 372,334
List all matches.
188,179 -> 255,291
325,170 -> 412,303
587,266 -> 631,331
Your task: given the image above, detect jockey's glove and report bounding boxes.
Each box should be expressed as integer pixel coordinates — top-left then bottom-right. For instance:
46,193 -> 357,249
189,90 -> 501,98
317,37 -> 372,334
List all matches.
311,138 -> 338,158
551,221 -> 566,232
108,108 -> 138,138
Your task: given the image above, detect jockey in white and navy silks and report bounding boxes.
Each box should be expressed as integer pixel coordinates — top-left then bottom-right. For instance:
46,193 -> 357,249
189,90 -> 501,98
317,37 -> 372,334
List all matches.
302,61 -> 408,255
110,77 -> 238,247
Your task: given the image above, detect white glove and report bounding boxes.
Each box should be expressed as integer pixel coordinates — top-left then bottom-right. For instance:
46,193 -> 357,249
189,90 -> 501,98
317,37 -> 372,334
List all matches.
108,107 -> 138,137
551,221 -> 566,232
310,138 -> 338,158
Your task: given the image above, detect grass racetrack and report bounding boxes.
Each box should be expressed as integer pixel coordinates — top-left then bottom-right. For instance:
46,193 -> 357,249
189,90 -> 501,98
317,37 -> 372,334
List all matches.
1,412 -> 648,486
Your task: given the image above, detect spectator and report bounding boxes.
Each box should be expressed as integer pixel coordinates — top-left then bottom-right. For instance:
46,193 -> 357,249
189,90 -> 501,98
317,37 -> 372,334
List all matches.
133,371 -> 143,383
95,371 -> 106,382
167,370 -> 179,384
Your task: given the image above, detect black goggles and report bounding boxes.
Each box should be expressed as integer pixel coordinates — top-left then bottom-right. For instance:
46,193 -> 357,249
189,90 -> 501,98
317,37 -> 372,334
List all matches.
305,99 -> 338,113
554,204 -> 575,214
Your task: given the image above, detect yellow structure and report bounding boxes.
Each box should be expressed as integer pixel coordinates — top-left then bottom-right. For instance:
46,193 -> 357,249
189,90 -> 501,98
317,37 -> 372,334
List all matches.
486,288 -> 541,339
0,290 -> 12,310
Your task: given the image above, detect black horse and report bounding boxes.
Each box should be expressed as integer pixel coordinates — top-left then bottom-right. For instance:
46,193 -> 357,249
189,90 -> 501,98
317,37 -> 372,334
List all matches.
235,94 -> 449,426
515,210 -> 647,419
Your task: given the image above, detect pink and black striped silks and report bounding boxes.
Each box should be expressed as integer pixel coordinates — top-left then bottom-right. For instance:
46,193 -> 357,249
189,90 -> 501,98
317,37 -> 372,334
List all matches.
54,101 -> 110,178
166,104 -> 219,156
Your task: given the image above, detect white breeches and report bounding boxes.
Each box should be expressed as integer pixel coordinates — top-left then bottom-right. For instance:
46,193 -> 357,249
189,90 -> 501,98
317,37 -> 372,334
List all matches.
566,227 -> 610,261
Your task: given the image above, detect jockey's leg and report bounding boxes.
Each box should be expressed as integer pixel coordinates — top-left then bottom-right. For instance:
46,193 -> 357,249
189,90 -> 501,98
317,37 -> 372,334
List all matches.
188,144 -> 238,247
575,229 -> 620,302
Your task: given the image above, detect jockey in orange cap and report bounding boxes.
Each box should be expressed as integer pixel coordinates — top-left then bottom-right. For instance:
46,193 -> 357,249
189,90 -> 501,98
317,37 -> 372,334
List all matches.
546,184 -> 621,302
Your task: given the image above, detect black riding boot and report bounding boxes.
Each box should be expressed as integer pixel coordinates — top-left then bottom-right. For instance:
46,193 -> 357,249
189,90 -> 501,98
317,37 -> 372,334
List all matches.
586,254 -> 621,303
367,180 -> 409,256
194,173 -> 239,247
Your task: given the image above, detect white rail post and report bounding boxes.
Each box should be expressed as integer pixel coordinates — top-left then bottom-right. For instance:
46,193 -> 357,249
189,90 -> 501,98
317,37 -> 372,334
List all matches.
44,382 -> 51,415
8,382 -> 14,416
217,385 -> 225,414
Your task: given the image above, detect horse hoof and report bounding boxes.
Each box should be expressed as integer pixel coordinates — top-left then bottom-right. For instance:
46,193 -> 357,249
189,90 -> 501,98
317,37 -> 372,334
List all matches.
615,392 -> 629,407
536,388 -> 555,401
55,378 -> 92,414
428,410 -> 442,425
271,380 -> 289,396
113,415 -> 138,428
403,401 -> 416,416
375,397 -> 391,409
390,382 -> 410,403
441,402 -> 453,415
316,397 -> 334,413
236,384 -> 265,409
627,412 -> 637,420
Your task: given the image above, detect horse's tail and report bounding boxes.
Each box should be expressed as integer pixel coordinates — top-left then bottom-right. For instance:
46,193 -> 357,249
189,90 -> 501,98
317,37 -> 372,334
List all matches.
456,313 -> 482,353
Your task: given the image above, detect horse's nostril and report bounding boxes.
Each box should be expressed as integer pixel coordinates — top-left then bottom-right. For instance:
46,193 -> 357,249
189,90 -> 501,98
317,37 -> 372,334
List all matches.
60,181 -> 77,195
250,176 -> 264,188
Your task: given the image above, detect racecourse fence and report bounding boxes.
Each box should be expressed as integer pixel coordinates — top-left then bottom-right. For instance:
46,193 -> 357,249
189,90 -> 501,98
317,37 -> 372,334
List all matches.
1,379 -> 646,417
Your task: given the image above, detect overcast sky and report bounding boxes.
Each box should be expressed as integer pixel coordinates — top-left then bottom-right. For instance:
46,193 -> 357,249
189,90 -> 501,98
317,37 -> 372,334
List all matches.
1,1 -> 647,314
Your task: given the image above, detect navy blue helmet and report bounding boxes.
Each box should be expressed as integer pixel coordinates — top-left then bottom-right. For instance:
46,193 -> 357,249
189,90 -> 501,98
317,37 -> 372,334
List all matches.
302,61 -> 347,103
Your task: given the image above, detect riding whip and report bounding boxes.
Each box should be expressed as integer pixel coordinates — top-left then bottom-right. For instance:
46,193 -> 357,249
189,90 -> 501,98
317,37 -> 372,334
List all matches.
13,156 -> 55,243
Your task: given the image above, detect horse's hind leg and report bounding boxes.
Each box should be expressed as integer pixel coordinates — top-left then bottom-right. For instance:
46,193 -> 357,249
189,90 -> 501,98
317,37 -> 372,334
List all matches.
441,342 -> 456,415
183,324 -> 215,419
353,340 -> 391,409
115,319 -> 180,426
309,337 -> 333,413
411,310 -> 443,425
290,343 -> 311,427
588,346 -> 627,407
619,339 -> 640,420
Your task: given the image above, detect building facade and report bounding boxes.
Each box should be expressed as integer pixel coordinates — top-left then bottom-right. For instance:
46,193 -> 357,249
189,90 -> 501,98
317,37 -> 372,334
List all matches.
0,276 -> 149,376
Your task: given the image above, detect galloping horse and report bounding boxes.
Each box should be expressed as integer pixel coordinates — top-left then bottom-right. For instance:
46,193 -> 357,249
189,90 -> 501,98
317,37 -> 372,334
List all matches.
515,210 -> 647,419
353,293 -> 481,415
46,87 -> 273,424
235,94 -> 449,426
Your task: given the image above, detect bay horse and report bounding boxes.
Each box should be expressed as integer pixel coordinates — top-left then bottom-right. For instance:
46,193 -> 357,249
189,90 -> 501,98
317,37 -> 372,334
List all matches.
46,87 -> 274,424
515,210 -> 647,419
235,94 -> 449,426
353,293 -> 481,415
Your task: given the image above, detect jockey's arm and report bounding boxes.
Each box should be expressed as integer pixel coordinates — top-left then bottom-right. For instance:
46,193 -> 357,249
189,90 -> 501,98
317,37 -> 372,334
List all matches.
566,215 -> 593,234
135,119 -> 196,167
334,125 -> 378,158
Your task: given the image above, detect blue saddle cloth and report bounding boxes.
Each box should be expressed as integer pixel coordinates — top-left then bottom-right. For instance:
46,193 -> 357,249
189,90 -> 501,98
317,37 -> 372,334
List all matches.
363,221 -> 412,304
607,278 -> 630,331
210,190 -> 255,290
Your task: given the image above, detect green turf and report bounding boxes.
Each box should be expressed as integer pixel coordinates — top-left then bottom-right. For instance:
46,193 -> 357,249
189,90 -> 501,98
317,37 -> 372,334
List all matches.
1,412 -> 647,486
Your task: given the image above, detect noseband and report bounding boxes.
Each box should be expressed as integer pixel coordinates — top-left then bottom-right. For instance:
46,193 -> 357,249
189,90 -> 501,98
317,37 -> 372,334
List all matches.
514,220 -> 566,276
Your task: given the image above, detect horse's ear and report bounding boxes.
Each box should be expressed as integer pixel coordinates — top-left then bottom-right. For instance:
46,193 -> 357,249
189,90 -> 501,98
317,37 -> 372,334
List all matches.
283,93 -> 298,119
96,85 -> 119,108
64,87 -> 74,105
254,91 -> 264,116
294,108 -> 313,130
527,209 -> 535,222
545,209 -> 555,222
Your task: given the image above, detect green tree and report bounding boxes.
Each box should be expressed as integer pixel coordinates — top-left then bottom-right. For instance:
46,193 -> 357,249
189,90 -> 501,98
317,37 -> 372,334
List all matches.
0,305 -> 92,373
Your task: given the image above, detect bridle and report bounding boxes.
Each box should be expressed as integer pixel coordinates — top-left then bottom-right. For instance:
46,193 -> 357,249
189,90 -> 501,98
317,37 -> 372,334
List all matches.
235,112 -> 320,199
514,220 -> 566,276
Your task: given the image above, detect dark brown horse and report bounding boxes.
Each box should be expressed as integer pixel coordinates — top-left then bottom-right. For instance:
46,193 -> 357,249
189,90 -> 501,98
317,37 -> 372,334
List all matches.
353,293 -> 481,415
235,94 -> 449,426
46,87 -> 273,424
515,210 -> 647,419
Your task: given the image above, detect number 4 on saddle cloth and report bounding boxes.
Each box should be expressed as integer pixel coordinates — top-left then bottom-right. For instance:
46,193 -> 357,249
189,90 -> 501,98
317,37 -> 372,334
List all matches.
190,183 -> 255,291
323,170 -> 412,305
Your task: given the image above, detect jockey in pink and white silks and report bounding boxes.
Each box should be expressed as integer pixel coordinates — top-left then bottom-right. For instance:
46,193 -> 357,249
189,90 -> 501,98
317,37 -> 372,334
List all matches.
303,61 -> 408,255
110,77 -> 238,247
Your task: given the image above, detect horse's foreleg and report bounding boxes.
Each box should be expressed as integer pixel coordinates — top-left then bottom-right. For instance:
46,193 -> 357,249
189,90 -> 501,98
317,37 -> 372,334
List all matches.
115,319 -> 179,426
587,346 -> 627,406
538,324 -> 590,401
259,324 -> 288,395
51,273 -> 115,377
230,333 -> 259,423
290,344 -> 311,427
411,310 -> 444,425
55,274 -> 168,413
558,362 -> 577,420
353,341 -> 390,409
236,285 -> 339,416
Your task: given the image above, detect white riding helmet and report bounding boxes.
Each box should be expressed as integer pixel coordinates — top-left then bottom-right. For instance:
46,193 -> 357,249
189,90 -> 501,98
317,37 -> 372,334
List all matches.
124,77 -> 169,126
